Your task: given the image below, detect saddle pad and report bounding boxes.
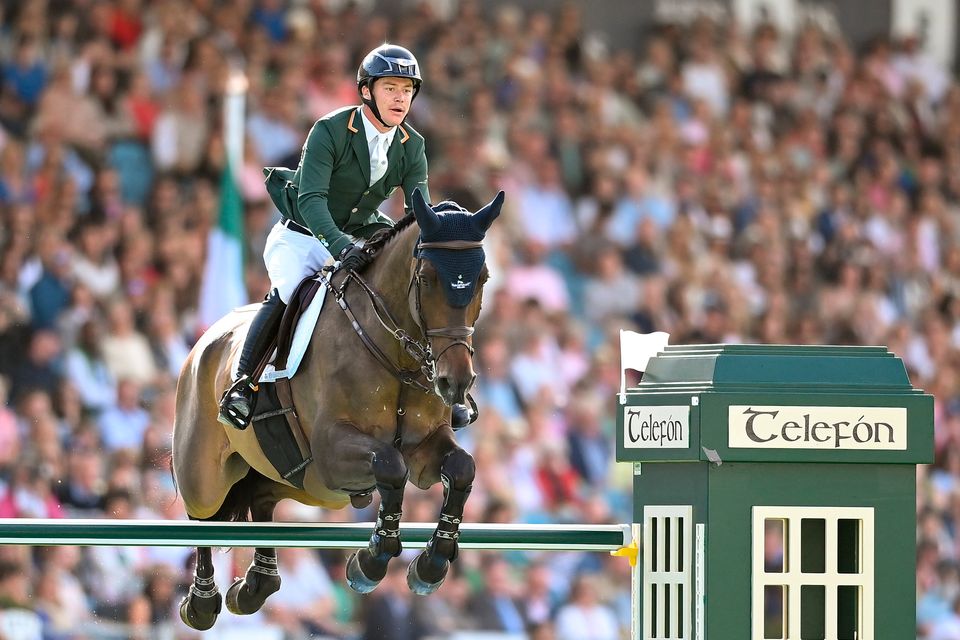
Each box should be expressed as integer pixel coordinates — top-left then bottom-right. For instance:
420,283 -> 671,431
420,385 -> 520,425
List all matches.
250,382 -> 312,489
229,276 -> 329,383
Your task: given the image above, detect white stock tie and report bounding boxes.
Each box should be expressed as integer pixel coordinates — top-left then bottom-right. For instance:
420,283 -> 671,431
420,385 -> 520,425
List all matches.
370,135 -> 389,186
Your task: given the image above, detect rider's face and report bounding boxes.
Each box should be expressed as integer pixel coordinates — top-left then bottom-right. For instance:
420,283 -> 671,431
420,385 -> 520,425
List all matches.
364,77 -> 415,128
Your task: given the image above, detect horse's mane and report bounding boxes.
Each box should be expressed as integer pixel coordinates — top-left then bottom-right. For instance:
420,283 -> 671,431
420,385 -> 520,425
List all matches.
365,211 -> 417,256
365,199 -> 472,257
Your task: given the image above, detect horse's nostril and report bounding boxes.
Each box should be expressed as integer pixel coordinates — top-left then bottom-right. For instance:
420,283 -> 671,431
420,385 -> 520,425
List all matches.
436,377 -> 452,395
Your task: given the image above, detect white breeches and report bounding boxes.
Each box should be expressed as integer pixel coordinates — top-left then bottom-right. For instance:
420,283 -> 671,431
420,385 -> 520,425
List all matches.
263,221 -> 333,304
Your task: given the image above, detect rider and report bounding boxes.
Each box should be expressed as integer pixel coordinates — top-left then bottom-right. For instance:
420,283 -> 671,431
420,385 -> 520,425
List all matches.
219,44 -> 470,431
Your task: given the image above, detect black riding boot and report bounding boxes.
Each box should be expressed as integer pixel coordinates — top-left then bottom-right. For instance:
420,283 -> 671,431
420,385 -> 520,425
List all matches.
218,289 -> 286,430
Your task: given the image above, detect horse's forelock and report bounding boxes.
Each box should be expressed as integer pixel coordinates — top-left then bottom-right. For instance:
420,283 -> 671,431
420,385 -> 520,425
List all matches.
432,200 -> 468,214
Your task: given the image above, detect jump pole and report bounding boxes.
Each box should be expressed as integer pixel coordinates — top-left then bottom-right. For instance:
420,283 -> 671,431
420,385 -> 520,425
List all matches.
0,518 -> 632,552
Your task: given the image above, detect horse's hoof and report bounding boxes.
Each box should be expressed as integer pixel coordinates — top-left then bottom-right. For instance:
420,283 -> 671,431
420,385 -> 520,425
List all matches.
226,574 -> 281,615
179,591 -> 221,631
346,551 -> 382,594
406,552 -> 448,596
225,578 -> 244,615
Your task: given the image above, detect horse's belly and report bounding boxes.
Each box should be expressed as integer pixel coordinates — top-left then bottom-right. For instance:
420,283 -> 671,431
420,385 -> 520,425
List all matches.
225,432 -> 352,510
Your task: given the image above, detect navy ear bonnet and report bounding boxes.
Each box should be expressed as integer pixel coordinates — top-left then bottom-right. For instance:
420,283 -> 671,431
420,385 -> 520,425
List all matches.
415,201 -> 487,308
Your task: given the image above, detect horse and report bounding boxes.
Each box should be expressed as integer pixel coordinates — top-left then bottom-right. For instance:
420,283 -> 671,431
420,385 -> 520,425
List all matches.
172,189 -> 503,630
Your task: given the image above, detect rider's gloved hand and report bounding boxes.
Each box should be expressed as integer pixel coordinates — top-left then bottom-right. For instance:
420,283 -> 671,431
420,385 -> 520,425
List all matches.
338,243 -> 373,272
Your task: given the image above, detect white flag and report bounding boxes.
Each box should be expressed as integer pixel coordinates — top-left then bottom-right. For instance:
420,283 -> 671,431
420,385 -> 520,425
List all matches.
619,330 -> 670,403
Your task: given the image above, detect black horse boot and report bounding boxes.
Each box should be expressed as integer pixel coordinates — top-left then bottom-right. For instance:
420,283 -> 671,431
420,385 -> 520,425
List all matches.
218,289 -> 286,430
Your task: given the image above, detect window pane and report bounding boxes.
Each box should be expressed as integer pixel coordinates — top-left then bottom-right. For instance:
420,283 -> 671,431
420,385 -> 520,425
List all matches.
677,517 -> 684,571
764,585 -> 787,639
801,585 -> 825,639
665,517 -> 672,572
801,519 -> 826,574
838,519 -> 861,574
664,584 -> 671,638
764,519 -> 786,573
651,583 -> 658,638
838,585 -> 860,639
678,583 -> 684,635
652,517 -> 658,572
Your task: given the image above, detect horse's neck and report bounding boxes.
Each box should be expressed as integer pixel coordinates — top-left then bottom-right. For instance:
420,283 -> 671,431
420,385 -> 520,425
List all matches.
315,224 -> 419,350
368,224 -> 418,306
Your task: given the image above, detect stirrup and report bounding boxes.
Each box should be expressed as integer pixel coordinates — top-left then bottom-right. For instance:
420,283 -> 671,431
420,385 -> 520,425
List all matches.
218,376 -> 258,430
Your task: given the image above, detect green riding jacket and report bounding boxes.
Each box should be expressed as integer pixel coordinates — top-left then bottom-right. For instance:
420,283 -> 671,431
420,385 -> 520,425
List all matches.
263,106 -> 430,256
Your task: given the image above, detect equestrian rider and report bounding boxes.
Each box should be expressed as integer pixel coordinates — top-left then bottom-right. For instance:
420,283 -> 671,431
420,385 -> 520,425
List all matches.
219,44 -> 469,431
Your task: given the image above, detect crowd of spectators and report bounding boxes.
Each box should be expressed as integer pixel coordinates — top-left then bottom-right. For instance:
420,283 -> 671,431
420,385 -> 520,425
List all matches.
0,0 -> 958,638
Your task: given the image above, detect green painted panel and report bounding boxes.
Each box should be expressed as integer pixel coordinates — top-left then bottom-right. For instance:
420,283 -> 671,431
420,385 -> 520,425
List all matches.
632,462 -> 709,631
705,463 -> 915,640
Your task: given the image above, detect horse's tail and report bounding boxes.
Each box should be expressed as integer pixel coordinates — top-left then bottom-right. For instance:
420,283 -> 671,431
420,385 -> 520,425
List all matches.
201,468 -> 267,523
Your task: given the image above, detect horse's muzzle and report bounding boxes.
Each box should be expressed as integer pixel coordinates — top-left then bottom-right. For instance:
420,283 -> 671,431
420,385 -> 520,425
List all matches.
435,374 -> 475,406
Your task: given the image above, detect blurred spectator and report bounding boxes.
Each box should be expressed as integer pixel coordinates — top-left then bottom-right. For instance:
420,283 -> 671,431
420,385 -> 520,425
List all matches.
264,545 -> 342,637
27,232 -> 73,331
0,377 -> 21,472
3,37 -> 47,109
97,378 -> 149,452
8,330 -> 62,403
566,386 -> 611,487
359,560 -> 429,640
100,298 -> 158,386
468,554 -> 528,634
0,559 -> 42,640
63,318 -> 116,414
554,572 -> 620,640
84,489 -> 149,619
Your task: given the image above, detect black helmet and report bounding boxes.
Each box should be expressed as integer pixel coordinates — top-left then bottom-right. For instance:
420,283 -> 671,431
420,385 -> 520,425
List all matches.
357,44 -> 422,98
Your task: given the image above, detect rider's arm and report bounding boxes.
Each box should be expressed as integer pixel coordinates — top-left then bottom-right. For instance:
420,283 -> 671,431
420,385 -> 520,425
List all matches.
402,140 -> 431,212
297,120 -> 354,256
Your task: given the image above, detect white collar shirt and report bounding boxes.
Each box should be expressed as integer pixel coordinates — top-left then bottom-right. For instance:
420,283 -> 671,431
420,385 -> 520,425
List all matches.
360,107 -> 397,186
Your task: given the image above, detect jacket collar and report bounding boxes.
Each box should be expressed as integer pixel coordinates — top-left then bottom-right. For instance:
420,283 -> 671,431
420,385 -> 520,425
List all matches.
347,107 -> 410,143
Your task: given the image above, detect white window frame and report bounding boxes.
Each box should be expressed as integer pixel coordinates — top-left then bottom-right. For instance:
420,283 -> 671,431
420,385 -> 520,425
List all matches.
752,506 -> 875,640
643,505 -> 693,640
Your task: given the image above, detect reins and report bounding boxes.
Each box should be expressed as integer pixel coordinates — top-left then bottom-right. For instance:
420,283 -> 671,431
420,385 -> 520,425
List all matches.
315,238 -> 483,429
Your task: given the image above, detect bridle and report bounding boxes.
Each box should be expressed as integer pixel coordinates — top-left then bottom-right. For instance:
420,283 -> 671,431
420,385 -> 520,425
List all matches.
316,238 -> 483,396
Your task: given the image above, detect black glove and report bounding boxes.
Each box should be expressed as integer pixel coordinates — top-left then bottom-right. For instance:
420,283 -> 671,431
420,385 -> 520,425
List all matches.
338,243 -> 373,272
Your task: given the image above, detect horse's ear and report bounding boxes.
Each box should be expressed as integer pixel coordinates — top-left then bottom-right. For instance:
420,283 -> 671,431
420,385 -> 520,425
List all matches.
471,190 -> 505,233
412,188 -> 441,236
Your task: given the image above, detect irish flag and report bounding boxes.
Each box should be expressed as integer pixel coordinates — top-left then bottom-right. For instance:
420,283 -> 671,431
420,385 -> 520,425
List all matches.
198,161 -> 246,329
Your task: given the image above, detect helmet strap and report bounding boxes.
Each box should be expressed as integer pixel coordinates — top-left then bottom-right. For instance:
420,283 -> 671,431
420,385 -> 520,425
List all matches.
361,80 -> 392,129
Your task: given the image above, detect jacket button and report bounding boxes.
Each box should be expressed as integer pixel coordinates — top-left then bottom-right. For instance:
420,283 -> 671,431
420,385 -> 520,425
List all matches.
351,207 -> 358,213
363,190 -> 369,195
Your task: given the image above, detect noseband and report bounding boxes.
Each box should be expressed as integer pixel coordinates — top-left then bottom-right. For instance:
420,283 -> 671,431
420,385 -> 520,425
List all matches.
317,239 -> 483,395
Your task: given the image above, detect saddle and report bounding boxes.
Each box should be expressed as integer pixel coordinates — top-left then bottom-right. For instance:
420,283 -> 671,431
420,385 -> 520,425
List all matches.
245,275 -> 323,492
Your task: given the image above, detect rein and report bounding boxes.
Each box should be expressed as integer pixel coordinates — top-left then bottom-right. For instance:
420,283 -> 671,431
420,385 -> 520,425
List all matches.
316,238 -> 484,397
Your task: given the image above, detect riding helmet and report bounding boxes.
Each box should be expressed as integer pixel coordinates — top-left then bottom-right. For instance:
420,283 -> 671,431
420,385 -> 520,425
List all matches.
356,44 -> 422,99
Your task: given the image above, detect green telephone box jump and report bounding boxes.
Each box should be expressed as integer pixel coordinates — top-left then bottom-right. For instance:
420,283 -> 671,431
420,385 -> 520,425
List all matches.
616,344 -> 933,640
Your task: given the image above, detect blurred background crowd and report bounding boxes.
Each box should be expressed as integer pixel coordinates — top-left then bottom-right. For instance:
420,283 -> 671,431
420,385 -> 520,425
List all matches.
0,0 -> 958,638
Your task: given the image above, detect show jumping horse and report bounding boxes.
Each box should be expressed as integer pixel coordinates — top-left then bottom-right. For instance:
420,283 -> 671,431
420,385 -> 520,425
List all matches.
172,189 -> 503,630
